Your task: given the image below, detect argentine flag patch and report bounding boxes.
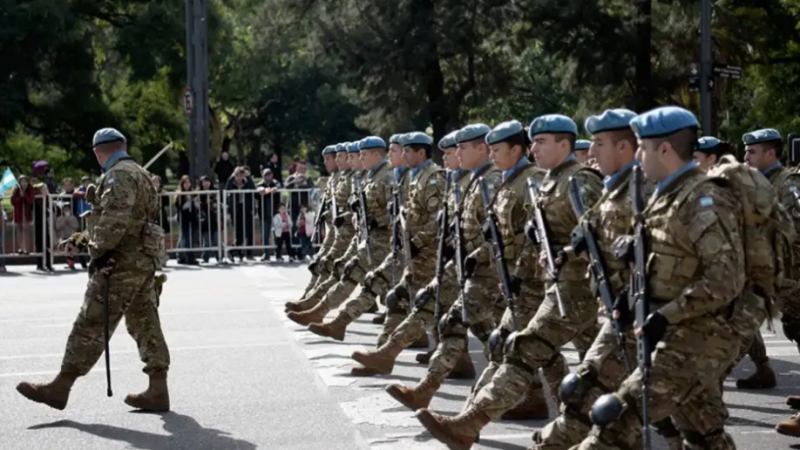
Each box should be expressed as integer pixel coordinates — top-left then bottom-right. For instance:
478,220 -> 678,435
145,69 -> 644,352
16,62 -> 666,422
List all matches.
700,196 -> 713,207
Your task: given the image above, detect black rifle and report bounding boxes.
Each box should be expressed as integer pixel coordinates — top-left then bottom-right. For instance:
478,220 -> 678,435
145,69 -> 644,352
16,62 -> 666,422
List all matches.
103,273 -> 113,397
452,183 -> 469,326
792,189 -> 800,211
526,178 -> 566,318
433,174 -> 453,320
391,177 -> 403,284
311,187 -> 329,244
479,177 -> 517,330
354,172 -> 372,265
568,176 -> 632,374
628,165 -> 651,449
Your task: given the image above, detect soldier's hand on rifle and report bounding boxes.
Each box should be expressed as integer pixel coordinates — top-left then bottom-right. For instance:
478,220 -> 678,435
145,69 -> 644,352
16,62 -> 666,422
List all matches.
409,240 -> 420,258
334,216 -> 345,228
570,225 -> 589,260
349,198 -> 359,212
464,256 -> 477,278
612,291 -> 633,327
509,276 -> 522,296
97,256 -> 117,275
308,260 -> 318,274
636,311 -> 668,352
368,219 -> 379,231
612,235 -> 635,268
525,219 -> 539,245
442,244 -> 455,261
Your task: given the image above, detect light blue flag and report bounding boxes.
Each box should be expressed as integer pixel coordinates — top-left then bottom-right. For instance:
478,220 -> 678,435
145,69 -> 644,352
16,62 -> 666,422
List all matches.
1,168 -> 18,193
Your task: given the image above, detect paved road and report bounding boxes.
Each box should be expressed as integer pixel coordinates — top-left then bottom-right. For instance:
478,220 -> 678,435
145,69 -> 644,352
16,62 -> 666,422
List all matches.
1,262 -> 799,450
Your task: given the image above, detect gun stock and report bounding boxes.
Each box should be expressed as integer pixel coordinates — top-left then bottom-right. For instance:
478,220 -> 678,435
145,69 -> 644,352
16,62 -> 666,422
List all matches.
526,178 -> 566,318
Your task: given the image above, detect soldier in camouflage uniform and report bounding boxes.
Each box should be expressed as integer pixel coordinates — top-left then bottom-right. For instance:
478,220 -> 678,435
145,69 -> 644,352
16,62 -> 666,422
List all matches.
286,137 -> 395,326
575,139 -> 598,170
529,110 -> 683,450
569,107 -> 744,450
284,143 -> 357,312
350,127 -> 494,381
17,128 -> 171,412
306,132 -> 444,352
297,145 -> 340,299
415,115 -> 604,449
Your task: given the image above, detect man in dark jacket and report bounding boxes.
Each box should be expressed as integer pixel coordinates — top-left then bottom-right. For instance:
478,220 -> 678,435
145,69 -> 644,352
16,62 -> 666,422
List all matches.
256,169 -> 282,261
225,167 -> 256,261
214,151 -> 235,187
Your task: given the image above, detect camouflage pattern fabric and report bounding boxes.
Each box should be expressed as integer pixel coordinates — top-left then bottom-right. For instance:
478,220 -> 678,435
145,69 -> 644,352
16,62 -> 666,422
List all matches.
304,171 -> 340,290
62,156 -> 170,376
575,168 -> 745,450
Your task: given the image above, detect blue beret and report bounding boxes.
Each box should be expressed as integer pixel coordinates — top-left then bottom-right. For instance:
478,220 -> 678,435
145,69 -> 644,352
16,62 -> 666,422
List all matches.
347,141 -> 361,153
389,134 -> 402,145
400,132 -> 433,147
455,124 -> 491,143
696,136 -> 721,152
630,106 -> 699,139
438,131 -> 459,150
322,145 -> 336,155
528,114 -> 578,139
93,128 -> 126,146
334,143 -> 348,153
486,120 -> 524,145
743,128 -> 782,145
584,109 -> 637,135
575,140 -> 592,151
359,136 -> 387,150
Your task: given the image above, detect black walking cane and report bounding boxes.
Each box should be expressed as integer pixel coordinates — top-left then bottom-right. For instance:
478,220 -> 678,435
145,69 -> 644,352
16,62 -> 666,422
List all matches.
103,272 -> 113,397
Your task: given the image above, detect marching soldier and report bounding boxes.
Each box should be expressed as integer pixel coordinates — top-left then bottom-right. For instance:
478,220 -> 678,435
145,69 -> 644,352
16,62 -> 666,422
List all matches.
287,137 -> 395,326
739,128 -> 800,391
305,132 -> 444,353
571,107 -> 744,450
285,142 -> 356,313
415,115 -> 604,448
574,139 -> 592,165
17,128 -> 171,412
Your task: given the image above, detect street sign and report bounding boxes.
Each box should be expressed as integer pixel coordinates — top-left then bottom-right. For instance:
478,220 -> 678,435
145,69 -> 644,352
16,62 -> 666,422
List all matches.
183,87 -> 194,116
713,63 -> 743,79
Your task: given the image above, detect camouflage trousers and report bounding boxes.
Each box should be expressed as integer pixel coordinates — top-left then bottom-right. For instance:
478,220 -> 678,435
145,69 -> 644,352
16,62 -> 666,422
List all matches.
747,285 -> 800,363
303,222 -> 337,296
318,229 -> 393,311
726,291 -> 771,376
62,264 -> 170,376
472,282 -> 599,420
575,317 -> 740,450
300,226 -> 357,304
386,259 -> 460,350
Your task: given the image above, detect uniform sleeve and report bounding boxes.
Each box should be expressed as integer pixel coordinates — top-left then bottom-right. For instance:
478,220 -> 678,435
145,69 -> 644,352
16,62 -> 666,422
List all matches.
410,176 -> 445,249
373,176 -> 393,228
658,187 -> 745,324
89,172 -> 137,259
513,226 -> 540,280
572,170 -> 604,215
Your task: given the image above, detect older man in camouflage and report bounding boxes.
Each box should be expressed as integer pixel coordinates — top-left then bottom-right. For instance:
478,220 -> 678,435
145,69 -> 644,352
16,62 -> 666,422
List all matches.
16,128 -> 171,412
566,107 -> 745,450
306,132 -> 444,352
287,137 -> 395,326
415,115 -> 604,449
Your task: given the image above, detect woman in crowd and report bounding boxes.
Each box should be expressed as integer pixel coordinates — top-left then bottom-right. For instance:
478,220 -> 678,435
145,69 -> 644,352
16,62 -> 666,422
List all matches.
10,174 -> 35,253
175,175 -> 199,265
272,203 -> 294,261
198,175 -> 220,263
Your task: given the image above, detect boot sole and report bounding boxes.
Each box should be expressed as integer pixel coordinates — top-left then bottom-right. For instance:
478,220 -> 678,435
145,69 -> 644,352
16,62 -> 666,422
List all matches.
350,366 -> 382,377
776,426 -> 800,438
385,385 -> 429,411
287,313 -> 325,327
124,397 -> 170,412
351,352 -> 393,374
735,382 -> 777,390
307,325 -> 345,341
415,409 -> 472,450
16,385 -> 67,410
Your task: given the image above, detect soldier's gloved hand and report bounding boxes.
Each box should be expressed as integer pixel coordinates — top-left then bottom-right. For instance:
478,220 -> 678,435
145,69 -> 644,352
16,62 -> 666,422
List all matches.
570,225 -> 588,258
349,198 -> 360,213
308,260 -> 318,274
525,219 -> 539,246
638,311 -> 668,352
464,256 -> 478,279
410,240 -> 420,258
334,216 -> 345,228
613,235 -> 635,266
369,219 -> 379,230
441,244 -> 455,261
612,291 -> 633,328
509,276 -> 523,296
386,201 -> 394,217
481,220 -> 494,242
95,254 -> 117,274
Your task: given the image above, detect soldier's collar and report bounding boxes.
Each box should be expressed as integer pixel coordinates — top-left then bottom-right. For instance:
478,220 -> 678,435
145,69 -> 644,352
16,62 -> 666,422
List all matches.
655,160 -> 699,198
410,159 -> 432,179
546,154 -> 578,177
102,151 -> 131,173
604,160 -> 636,191
762,161 -> 781,177
368,159 -> 388,179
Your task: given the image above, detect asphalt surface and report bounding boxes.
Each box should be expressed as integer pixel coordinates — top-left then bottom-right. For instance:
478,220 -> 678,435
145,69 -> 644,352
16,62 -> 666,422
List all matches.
1,262 -> 799,450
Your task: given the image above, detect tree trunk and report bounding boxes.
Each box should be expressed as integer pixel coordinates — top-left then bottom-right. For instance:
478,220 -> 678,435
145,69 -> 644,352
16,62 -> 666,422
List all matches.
418,0 -> 447,165
634,0 -> 654,112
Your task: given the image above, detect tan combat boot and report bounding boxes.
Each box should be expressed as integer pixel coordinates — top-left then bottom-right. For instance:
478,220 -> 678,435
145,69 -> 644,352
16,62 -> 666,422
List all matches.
350,365 -> 382,376
372,312 -> 386,325
447,352 -> 476,380
124,373 -> 170,412
409,333 -> 430,349
385,375 -> 442,411
777,413 -> 800,437
351,340 -> 404,374
787,395 -> 800,410
416,405 -> 491,450
16,372 -> 78,410
500,383 -> 549,420
366,301 -> 379,314
735,364 -> 777,389
287,303 -> 330,326
284,295 -> 321,313
307,312 -> 352,341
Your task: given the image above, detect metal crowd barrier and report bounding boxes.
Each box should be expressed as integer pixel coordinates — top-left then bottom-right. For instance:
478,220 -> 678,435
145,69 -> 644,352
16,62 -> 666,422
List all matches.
1,187 -> 324,269
0,193 -> 51,268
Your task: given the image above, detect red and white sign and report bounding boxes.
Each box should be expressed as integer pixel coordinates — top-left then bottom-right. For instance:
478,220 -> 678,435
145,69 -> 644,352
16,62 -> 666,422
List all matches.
183,87 -> 194,116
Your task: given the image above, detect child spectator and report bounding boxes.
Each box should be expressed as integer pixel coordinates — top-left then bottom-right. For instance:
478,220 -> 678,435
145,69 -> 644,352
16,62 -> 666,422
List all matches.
295,203 -> 315,260
272,203 -> 294,261
10,175 -> 35,253
55,203 -> 80,270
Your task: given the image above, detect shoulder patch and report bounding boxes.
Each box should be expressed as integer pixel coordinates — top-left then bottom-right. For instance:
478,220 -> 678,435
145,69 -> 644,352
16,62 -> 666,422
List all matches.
430,179 -> 438,185
699,196 -> 713,207
107,178 -> 115,184
791,185 -> 798,193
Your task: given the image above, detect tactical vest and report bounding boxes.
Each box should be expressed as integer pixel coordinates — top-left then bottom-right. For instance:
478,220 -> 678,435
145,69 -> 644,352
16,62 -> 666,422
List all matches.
406,162 -> 444,238
491,164 -> 543,265
362,162 -> 394,229
461,163 -> 501,255
333,169 -> 353,216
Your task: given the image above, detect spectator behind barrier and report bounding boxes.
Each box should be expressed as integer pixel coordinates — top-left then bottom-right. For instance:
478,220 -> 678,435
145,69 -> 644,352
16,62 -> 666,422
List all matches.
10,175 -> 34,253
175,175 -> 199,265
257,168 -> 282,261
198,175 -> 221,263
226,166 -> 256,261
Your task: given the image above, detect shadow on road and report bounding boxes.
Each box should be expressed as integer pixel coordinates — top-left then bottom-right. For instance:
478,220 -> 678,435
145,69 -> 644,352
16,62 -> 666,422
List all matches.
28,412 -> 257,450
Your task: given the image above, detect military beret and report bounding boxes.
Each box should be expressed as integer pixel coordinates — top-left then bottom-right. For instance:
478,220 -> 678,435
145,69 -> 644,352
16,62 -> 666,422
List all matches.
347,141 -> 362,153
743,128 -> 782,145
528,114 -> 578,139
438,131 -> 459,150
629,106 -> 699,139
334,143 -> 348,153
696,136 -> 720,152
486,120 -> 525,145
389,134 -> 402,145
455,124 -> 491,143
92,128 -> 126,147
322,145 -> 337,155
359,136 -> 387,150
400,132 -> 433,147
575,140 -> 592,151
585,109 -> 637,135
